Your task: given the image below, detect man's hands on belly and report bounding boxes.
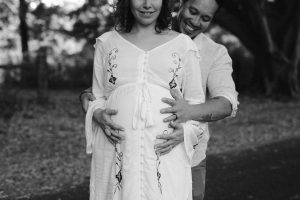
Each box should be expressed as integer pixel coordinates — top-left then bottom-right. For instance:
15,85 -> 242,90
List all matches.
160,89 -> 192,123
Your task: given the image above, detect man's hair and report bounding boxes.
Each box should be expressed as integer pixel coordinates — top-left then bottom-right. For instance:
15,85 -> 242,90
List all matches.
180,0 -> 222,13
114,0 -> 172,33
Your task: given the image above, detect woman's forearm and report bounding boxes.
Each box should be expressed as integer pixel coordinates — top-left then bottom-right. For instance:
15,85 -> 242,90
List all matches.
189,96 -> 232,122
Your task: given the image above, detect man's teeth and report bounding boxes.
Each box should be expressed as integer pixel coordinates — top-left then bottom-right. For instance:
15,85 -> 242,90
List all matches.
185,24 -> 194,32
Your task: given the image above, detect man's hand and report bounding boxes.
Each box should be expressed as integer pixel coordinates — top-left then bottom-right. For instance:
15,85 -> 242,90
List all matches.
160,89 -> 192,123
81,91 -> 96,113
93,108 -> 125,144
154,121 -> 184,155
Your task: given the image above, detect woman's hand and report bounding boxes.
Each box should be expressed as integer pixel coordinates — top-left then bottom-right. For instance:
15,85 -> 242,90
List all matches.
93,108 -> 125,144
154,121 -> 184,155
160,89 -> 193,123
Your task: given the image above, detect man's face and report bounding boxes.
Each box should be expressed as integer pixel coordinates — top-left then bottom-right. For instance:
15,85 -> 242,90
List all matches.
177,0 -> 219,39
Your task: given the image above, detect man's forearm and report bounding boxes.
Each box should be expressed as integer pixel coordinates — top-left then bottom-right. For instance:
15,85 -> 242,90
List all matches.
189,97 -> 232,122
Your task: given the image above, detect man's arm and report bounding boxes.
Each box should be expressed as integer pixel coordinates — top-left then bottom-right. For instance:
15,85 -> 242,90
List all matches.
79,87 -> 94,113
156,45 -> 238,155
160,90 -> 232,123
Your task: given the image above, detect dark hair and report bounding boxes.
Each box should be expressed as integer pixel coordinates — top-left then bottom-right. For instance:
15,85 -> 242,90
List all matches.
114,0 -> 172,33
181,0 -> 222,15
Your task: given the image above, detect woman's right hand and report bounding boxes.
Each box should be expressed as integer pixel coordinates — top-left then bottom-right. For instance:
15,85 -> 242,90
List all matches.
93,108 -> 125,144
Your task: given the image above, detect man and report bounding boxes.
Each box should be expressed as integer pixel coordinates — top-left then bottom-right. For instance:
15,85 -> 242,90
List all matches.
80,0 -> 238,199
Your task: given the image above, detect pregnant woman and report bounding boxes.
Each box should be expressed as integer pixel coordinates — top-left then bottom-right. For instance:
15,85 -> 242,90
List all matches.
85,0 -> 207,199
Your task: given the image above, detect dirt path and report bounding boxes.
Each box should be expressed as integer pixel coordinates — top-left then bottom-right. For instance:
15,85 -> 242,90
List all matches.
28,138 -> 300,200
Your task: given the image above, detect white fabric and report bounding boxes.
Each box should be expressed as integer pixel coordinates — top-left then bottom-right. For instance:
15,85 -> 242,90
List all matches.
86,30 -> 206,200
191,33 -> 239,167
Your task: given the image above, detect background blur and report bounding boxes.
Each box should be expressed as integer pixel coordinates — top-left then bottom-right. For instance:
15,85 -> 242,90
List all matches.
0,0 -> 299,200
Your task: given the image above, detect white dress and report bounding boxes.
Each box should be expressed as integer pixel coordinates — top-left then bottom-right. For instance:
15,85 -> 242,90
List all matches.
85,30 -> 207,200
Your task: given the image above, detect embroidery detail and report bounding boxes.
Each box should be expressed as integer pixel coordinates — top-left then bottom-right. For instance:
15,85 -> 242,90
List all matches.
169,52 -> 182,89
107,48 -> 118,85
114,143 -> 123,194
156,154 -> 162,194
156,129 -> 169,194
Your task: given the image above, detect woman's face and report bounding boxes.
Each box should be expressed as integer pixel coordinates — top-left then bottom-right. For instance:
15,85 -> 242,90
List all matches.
178,0 -> 218,38
130,0 -> 163,28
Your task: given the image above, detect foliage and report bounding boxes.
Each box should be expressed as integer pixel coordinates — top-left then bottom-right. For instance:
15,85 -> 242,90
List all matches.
215,0 -> 300,96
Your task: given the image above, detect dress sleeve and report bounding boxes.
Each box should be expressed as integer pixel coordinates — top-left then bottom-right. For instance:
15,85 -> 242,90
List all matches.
85,37 -> 108,154
207,46 -> 239,117
181,40 -> 207,164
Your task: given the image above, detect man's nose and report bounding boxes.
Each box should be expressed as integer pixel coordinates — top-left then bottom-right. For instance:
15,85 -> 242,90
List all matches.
191,16 -> 201,27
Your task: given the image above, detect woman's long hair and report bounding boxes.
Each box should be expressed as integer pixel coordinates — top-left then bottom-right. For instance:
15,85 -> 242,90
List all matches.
114,0 -> 172,33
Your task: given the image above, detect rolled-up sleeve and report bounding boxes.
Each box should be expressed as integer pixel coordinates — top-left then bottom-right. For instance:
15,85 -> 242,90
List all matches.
207,46 -> 239,117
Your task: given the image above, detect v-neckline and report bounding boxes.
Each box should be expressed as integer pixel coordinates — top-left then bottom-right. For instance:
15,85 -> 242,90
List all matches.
114,31 -> 182,53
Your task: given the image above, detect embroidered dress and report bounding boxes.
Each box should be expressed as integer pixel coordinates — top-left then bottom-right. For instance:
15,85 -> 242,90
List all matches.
85,31 -> 206,200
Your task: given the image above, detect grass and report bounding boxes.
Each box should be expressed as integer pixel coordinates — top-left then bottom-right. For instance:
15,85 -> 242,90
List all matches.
0,89 -> 299,199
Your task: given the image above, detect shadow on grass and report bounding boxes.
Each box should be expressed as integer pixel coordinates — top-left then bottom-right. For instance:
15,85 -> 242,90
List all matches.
24,138 -> 300,200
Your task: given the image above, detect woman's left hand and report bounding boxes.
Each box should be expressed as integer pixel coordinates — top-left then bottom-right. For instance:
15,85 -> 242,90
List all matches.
154,121 -> 184,155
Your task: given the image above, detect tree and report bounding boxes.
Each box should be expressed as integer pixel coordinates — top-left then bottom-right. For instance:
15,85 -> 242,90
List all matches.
215,0 -> 300,97
19,0 -> 29,61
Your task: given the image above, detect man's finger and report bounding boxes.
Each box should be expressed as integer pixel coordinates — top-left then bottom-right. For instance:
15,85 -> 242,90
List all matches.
169,121 -> 180,129
170,89 -> 182,100
87,93 -> 96,101
161,98 -> 176,106
160,107 -> 176,114
163,114 -> 176,122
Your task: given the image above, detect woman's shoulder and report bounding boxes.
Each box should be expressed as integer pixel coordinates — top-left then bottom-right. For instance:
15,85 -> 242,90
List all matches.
95,30 -> 115,43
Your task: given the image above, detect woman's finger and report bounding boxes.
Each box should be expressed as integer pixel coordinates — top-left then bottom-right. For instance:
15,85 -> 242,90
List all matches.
156,145 -> 173,155
106,135 -> 116,145
154,139 -> 174,149
108,121 -> 125,132
111,129 -> 125,141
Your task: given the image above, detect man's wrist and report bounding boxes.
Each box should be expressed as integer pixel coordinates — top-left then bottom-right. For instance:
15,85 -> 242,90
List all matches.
79,88 -> 92,102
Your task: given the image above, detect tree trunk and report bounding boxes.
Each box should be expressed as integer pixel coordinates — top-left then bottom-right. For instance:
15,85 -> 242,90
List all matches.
288,2 -> 300,97
19,0 -> 29,62
216,0 -> 299,96
37,47 -> 49,104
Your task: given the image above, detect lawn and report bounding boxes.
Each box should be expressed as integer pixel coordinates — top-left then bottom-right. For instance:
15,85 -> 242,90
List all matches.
0,89 -> 299,199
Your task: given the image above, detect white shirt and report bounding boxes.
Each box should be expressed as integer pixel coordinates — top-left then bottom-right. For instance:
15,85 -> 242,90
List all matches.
191,33 -> 239,166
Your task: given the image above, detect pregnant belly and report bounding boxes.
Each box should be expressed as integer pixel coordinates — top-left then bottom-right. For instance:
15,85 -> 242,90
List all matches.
106,84 -> 173,131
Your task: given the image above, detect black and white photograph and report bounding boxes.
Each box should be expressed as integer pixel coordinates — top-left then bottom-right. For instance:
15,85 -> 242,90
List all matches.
0,0 -> 299,199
